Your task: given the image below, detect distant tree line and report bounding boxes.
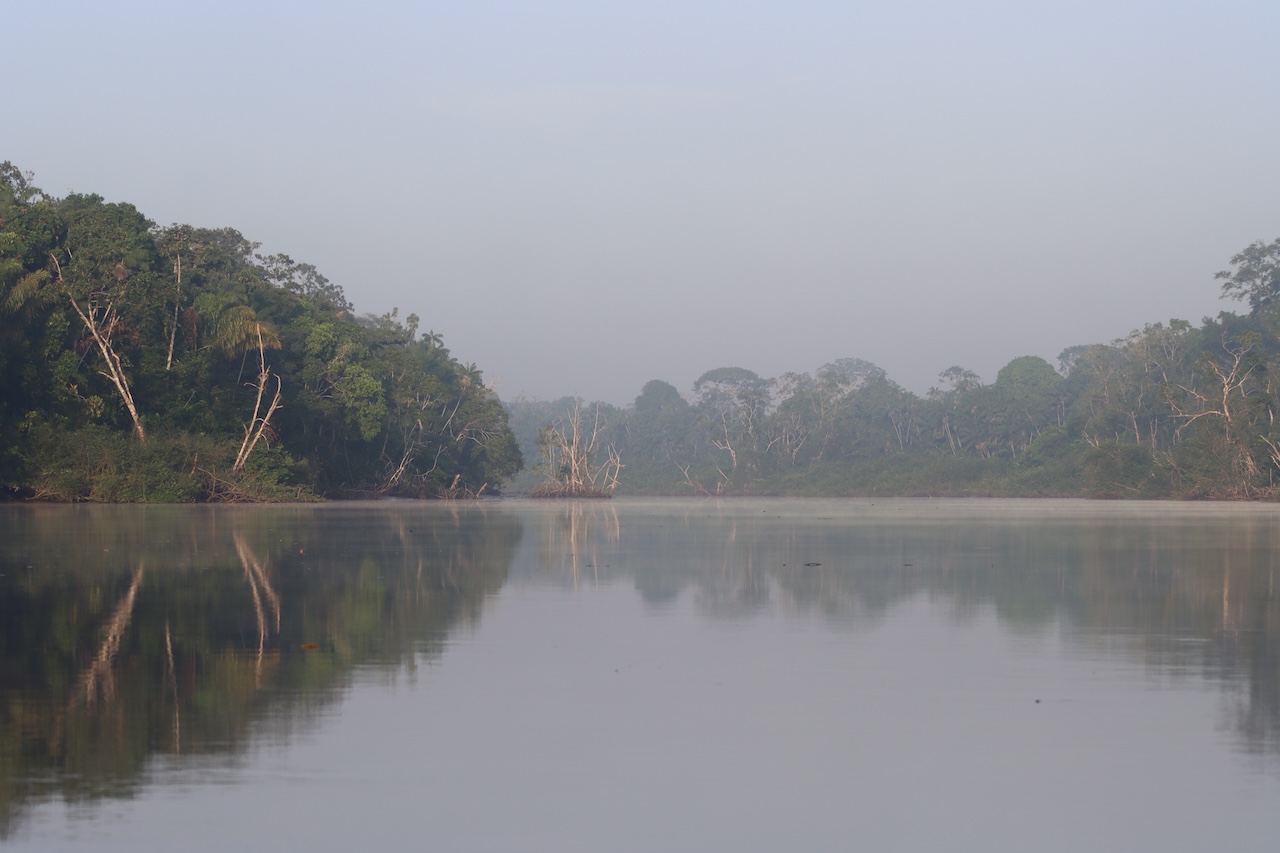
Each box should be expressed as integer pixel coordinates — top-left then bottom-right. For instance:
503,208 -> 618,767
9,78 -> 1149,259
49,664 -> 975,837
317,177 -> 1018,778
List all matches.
8,158 -> 1280,502
509,237 -> 1280,499
0,162 -> 521,500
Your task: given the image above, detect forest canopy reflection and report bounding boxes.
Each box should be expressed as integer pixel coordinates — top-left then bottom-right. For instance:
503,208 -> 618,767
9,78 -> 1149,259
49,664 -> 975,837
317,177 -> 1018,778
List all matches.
0,503 -> 522,837
513,500 -> 1280,757
3,499 -> 1279,840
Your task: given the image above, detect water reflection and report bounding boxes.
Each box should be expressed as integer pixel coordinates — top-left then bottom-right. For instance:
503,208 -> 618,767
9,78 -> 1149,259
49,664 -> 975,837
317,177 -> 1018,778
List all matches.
0,503 -> 522,838
508,499 -> 1280,758
533,500 -> 621,586
3,498 -> 1280,845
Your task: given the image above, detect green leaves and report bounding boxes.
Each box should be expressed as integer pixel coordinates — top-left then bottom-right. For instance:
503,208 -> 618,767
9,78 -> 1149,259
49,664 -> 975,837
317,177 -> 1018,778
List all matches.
333,363 -> 386,441
0,163 -> 523,499
1217,238 -> 1280,313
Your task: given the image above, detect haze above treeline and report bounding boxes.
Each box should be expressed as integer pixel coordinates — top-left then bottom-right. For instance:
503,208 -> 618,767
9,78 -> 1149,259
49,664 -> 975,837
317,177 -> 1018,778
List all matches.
6,2 -> 1280,404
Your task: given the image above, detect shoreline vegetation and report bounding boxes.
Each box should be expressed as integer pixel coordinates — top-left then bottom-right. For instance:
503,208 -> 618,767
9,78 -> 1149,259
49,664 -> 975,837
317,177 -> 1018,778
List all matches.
6,163 -> 1280,502
506,239 -> 1280,503
1,162 -> 521,502
527,398 -> 622,499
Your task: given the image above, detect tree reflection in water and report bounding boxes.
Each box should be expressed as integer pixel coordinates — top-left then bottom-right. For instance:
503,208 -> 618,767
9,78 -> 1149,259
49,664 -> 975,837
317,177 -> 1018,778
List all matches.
2,498 -> 1279,839
0,503 -> 522,838
509,499 -> 1280,760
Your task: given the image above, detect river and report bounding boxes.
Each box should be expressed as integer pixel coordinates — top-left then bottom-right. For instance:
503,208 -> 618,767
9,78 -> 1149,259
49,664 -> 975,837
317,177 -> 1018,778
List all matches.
2,498 -> 1277,851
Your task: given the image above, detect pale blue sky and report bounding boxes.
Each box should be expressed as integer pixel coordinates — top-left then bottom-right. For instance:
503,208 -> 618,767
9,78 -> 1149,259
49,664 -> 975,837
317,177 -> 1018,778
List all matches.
8,1 -> 1280,403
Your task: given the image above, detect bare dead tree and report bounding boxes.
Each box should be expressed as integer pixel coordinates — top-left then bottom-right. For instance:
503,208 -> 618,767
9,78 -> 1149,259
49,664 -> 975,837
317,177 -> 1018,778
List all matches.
1169,337 -> 1259,440
53,255 -> 146,442
532,400 -> 623,497
232,326 -> 284,475
165,247 -> 182,371
1167,336 -> 1267,492
674,462 -> 711,496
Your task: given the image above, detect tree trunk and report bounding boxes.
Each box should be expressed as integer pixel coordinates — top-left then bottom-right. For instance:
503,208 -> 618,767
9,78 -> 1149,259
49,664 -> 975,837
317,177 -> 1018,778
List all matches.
67,294 -> 146,443
233,327 -> 284,474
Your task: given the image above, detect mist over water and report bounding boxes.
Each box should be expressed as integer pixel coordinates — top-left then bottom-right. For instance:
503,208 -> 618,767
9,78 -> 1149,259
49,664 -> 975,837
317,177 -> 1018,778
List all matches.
3,499 -> 1279,851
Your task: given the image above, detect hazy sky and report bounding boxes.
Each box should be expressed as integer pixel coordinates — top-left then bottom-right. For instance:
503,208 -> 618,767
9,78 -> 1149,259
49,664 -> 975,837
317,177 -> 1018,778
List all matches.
8,1 -> 1280,404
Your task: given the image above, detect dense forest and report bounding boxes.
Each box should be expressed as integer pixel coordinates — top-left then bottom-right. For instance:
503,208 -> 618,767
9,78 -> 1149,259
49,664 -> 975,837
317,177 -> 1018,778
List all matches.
6,160 -> 1280,501
510,237 -> 1280,499
0,163 -> 521,500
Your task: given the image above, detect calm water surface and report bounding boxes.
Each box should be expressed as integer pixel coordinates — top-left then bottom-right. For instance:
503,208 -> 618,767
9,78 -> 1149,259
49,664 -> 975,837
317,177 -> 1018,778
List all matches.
2,498 -> 1278,851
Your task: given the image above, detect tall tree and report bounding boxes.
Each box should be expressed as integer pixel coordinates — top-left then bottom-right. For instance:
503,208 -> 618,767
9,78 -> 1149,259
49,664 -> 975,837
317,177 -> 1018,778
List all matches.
1217,238 -> 1280,314
693,367 -> 773,477
49,195 -> 164,442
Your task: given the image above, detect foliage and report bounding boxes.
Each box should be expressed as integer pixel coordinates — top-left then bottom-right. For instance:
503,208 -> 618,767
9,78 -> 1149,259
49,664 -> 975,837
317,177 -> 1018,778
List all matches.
9,158 -> 1280,502
0,162 -> 521,501
1217,238 -> 1280,314
503,236 -> 1280,500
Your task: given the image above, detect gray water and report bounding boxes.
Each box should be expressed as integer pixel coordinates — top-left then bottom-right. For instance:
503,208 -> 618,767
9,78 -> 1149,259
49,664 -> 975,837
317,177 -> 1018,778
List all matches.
2,498 -> 1278,851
